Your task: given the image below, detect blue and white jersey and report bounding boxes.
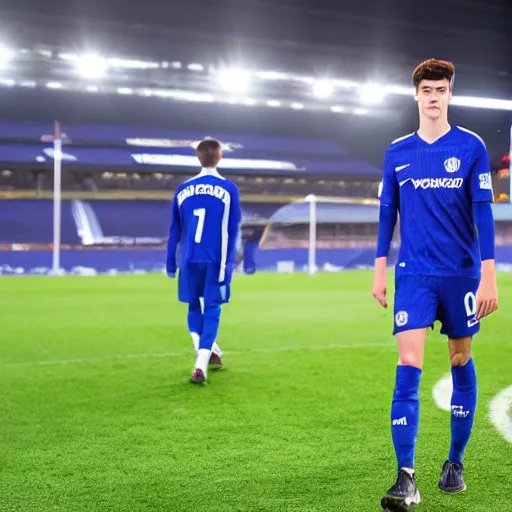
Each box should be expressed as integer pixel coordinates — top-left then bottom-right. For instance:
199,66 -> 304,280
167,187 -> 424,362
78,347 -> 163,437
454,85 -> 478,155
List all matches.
167,168 -> 242,281
380,126 -> 494,277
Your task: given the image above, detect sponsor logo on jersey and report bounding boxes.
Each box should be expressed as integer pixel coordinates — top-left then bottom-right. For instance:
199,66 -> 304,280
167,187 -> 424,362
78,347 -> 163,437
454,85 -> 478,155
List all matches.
411,178 -> 464,189
395,164 -> 410,172
444,157 -> 461,173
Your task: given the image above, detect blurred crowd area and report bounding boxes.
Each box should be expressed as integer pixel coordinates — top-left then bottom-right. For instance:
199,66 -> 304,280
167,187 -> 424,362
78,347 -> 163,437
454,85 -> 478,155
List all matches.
0,167 -> 381,200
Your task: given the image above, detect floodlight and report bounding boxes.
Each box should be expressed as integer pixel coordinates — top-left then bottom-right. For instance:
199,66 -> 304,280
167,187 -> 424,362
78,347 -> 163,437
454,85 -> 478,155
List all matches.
0,46 -> 14,71
313,79 -> 334,99
217,68 -> 251,93
359,83 -> 386,104
77,54 -> 108,79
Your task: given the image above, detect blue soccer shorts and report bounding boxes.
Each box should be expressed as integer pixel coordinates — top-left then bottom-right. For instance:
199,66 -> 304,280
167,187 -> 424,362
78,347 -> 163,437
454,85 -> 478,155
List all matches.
178,262 -> 232,305
393,274 -> 480,338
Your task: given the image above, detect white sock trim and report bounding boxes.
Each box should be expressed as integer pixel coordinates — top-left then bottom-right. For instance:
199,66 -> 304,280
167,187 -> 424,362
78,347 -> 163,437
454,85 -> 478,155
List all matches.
195,349 -> 211,375
212,342 -> 222,357
190,332 -> 200,353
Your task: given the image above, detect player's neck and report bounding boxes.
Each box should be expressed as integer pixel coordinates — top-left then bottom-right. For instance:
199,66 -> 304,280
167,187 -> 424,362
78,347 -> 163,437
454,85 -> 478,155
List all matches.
417,118 -> 451,144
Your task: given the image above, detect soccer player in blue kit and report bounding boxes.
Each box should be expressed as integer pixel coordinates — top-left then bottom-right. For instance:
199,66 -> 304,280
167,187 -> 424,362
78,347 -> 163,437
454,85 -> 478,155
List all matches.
372,59 -> 499,511
166,138 -> 242,384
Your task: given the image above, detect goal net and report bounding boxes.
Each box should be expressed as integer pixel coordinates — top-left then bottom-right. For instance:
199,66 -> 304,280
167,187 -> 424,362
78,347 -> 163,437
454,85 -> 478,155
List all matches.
259,195 -> 399,274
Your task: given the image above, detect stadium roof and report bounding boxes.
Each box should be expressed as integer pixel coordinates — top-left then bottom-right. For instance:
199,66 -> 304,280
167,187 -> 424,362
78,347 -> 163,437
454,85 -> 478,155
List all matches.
0,1 -> 510,166
0,121 -> 384,178
0,1 -> 510,113
1,1 -> 510,84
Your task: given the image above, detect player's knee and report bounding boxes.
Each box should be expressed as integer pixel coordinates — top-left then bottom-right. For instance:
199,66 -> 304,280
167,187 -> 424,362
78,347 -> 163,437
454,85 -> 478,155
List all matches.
203,303 -> 221,317
450,351 -> 471,367
188,299 -> 202,312
398,354 -> 423,369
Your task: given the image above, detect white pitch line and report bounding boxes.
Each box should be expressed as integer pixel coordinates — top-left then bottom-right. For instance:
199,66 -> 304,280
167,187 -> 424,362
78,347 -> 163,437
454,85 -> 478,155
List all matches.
432,373 -> 453,412
489,386 -> 512,444
6,341 -> 398,368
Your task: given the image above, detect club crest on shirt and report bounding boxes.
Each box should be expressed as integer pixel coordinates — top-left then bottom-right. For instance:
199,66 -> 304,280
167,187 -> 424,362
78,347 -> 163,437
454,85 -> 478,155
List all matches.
444,157 -> 461,173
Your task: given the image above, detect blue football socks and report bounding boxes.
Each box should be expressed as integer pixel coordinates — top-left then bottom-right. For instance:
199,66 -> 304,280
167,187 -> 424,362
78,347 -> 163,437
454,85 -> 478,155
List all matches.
449,358 -> 477,464
187,299 -> 203,337
391,365 -> 422,470
198,303 -> 221,352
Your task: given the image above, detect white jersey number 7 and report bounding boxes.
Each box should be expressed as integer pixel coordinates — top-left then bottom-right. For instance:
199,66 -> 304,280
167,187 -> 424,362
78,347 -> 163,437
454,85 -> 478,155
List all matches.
193,208 -> 206,243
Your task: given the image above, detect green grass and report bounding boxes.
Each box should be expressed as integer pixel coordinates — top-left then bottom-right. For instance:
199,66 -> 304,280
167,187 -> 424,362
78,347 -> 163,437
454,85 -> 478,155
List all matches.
1,272 -> 511,511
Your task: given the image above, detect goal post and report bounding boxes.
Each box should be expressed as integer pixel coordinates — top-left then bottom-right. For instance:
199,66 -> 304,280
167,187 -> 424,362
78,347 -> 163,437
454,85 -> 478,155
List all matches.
260,195 -> 383,273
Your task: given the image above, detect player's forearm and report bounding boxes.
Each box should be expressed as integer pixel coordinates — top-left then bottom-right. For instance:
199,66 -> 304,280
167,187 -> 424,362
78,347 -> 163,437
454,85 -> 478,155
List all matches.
481,259 -> 496,279
472,202 -> 495,262
226,233 -> 240,264
166,225 -> 180,271
166,245 -> 177,272
376,205 -> 397,258
374,256 -> 388,272
226,213 -> 241,263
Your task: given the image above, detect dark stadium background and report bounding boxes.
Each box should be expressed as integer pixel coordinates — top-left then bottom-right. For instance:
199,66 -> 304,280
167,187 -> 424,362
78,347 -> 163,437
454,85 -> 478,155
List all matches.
0,0 -> 511,274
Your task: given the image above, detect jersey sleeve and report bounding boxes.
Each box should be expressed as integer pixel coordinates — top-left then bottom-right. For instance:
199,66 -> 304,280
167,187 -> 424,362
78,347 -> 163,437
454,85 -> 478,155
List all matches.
166,191 -> 181,274
379,149 -> 399,208
226,183 -> 242,266
469,139 -> 494,203
376,148 -> 399,258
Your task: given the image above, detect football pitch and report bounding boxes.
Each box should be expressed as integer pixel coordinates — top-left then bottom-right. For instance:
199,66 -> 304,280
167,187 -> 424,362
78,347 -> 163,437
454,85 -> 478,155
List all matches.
2,272 -> 511,511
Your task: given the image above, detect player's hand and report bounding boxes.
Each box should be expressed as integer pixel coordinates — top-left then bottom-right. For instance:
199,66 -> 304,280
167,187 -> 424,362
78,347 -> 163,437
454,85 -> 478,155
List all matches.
476,275 -> 498,319
372,279 -> 388,308
372,275 -> 388,308
167,269 -> 177,278
372,258 -> 388,308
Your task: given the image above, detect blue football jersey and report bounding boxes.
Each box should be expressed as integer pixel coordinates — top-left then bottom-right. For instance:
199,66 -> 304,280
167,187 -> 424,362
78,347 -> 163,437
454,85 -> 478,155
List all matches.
380,126 -> 494,277
166,169 -> 242,280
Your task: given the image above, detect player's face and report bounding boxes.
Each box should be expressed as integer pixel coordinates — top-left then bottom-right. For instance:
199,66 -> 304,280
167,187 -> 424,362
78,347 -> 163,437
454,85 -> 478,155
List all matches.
415,79 -> 451,121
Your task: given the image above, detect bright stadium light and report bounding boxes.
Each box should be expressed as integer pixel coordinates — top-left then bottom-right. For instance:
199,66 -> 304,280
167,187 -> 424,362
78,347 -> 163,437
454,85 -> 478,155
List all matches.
0,46 -> 14,71
187,63 -> 204,72
77,54 -> 108,79
313,79 -> 334,99
255,70 -> 289,81
19,80 -> 36,88
291,102 -> 304,110
117,87 -> 133,95
385,84 -> 415,96
267,99 -> 281,107
451,95 -> 512,111
359,83 -> 386,104
108,58 -> 159,70
217,67 -> 251,93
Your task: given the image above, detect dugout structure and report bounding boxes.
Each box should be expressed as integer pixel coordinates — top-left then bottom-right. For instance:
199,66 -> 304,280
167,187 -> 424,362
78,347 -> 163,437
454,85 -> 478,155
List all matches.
259,195 -> 399,274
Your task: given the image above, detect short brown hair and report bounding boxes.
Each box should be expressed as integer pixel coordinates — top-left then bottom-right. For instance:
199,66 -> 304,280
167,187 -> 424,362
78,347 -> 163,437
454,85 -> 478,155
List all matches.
412,59 -> 455,89
195,138 -> 221,168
